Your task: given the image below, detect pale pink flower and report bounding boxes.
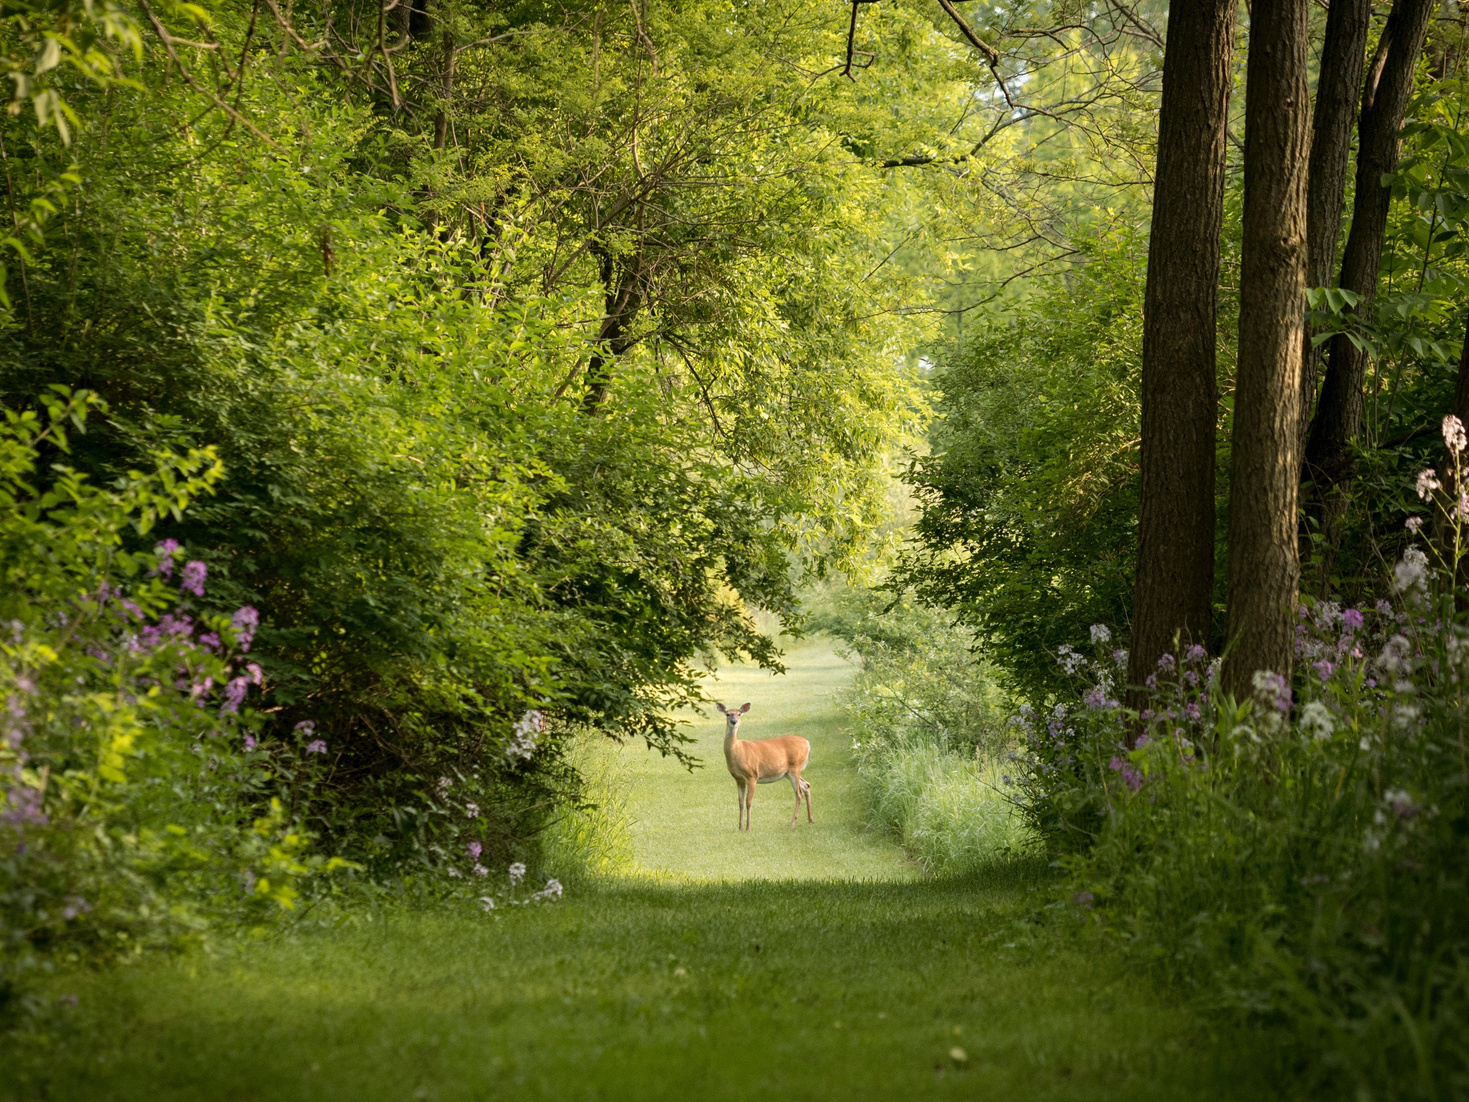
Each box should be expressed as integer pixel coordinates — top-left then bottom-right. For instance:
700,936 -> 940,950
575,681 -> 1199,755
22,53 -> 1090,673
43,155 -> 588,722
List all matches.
1417,469 -> 1442,500
1444,415 -> 1467,455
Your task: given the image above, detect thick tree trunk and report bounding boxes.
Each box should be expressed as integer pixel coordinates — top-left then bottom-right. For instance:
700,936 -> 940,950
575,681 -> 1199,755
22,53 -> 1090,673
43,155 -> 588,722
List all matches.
1223,0 -> 1312,699
583,246 -> 643,413
1299,0 -> 1373,449
1303,0 -> 1438,553
1125,0 -> 1237,707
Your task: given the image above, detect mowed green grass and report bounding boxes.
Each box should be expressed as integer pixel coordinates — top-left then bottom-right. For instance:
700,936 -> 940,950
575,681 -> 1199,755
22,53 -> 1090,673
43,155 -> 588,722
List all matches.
620,639 -> 916,881
10,876 -> 1285,1102
6,636 -> 1289,1101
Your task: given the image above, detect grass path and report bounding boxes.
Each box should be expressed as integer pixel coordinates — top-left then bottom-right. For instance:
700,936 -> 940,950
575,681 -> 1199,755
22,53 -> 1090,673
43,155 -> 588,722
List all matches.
619,639 -> 915,880
5,639 -> 1288,1101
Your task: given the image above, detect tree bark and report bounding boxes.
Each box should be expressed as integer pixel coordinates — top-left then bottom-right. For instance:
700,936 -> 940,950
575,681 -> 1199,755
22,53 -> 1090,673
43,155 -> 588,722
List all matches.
1223,0 -> 1312,699
1303,0 -> 1437,544
583,245 -> 644,413
1299,0 -> 1373,450
1125,0 -> 1237,708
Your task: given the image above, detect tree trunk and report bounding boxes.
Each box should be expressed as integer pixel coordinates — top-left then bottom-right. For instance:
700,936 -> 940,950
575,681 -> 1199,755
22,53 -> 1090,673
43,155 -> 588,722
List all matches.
583,245 -> 644,413
1223,0 -> 1312,699
1299,0 -> 1372,449
1126,0 -> 1237,708
1303,0 -> 1437,555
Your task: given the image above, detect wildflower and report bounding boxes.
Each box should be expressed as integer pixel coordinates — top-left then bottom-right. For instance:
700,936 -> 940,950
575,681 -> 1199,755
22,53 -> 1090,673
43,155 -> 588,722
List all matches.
180,561 -> 208,597
1444,414 -> 1467,454
509,861 -> 526,885
1393,548 -> 1430,596
531,878 -> 563,902
1252,670 -> 1292,714
305,740 -> 327,755
479,897 -> 495,911
507,709 -> 544,761
466,802 -> 480,819
1,785 -> 47,827
190,676 -> 214,700
221,677 -> 249,715
231,606 -> 259,651
473,864 -> 489,877
1073,890 -> 1095,909
153,539 -> 180,577
1384,788 -> 1418,820
1107,756 -> 1144,793
1157,653 -> 1176,672
1185,644 -> 1207,664
1090,624 -> 1111,644
61,896 -> 91,921
1406,516 -> 1424,534
1300,700 -> 1334,740
1341,609 -> 1364,632
446,867 -> 461,878
1312,660 -> 1334,683
1416,469 -> 1442,500
241,870 -> 256,894
1112,648 -> 1128,668
243,734 -> 257,751
294,720 -> 316,737
199,632 -> 221,652
467,841 -> 483,860
246,663 -> 263,686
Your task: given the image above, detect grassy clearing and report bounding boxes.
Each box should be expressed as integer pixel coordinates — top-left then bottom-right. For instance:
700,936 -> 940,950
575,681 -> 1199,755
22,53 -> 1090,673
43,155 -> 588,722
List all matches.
3,635 -> 1289,1101
616,640 -> 916,881
9,873 -> 1286,1102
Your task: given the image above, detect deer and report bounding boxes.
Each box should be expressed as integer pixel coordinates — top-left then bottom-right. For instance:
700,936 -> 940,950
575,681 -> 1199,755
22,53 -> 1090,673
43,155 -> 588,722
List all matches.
715,702 -> 812,832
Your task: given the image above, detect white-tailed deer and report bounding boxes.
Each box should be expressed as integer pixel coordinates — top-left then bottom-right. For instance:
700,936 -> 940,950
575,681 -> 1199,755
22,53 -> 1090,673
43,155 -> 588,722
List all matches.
716,702 -> 812,831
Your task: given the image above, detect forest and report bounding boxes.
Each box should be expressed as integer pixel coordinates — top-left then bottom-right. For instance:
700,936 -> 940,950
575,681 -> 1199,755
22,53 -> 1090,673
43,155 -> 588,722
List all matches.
2,0 -> 1468,1097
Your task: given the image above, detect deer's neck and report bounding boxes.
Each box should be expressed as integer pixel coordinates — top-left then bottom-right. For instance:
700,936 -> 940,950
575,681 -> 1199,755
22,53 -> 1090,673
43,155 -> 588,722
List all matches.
723,724 -> 743,764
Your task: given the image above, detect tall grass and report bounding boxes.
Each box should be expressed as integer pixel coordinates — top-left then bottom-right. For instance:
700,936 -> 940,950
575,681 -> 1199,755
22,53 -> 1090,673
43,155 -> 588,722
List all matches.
540,732 -> 636,880
857,739 -> 1031,872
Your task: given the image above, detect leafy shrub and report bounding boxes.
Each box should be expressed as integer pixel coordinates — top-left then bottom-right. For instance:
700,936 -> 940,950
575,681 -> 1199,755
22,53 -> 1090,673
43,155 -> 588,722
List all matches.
1012,423 -> 1469,1098
0,390 -> 353,1015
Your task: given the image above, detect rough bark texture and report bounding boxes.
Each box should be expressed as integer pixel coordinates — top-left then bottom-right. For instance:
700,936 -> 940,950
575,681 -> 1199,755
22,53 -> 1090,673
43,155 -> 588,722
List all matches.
1126,0 -> 1237,707
1223,0 -> 1312,699
1299,0 -> 1372,450
1304,0 -> 1437,537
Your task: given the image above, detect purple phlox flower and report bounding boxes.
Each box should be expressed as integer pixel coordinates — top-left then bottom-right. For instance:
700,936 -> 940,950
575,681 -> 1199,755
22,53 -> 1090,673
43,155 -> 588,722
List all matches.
1145,674 -> 1158,690
1313,660 -> 1335,683
221,677 -> 249,715
231,606 -> 259,652
1185,701 -> 1202,721
305,739 -> 327,755
1073,890 -> 1095,909
61,895 -> 90,921
1182,669 -> 1200,688
1107,756 -> 1144,793
243,734 -> 257,751
467,841 -> 483,860
1140,708 -> 1153,721
199,633 -> 221,652
153,539 -> 180,577
509,861 -> 526,886
1185,644 -> 1208,664
180,560 -> 207,597
1341,609 -> 1364,632
2,784 -> 48,827
1135,733 -> 1151,748
1083,685 -> 1119,710
245,663 -> 263,686
159,613 -> 193,637
294,720 -> 315,737
1112,648 -> 1128,668
1444,414 -> 1467,454
1156,653 -> 1176,672
190,676 -> 214,700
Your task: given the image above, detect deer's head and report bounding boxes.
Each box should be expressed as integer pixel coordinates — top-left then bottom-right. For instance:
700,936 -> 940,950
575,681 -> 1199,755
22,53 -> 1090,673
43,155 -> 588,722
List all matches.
715,701 -> 751,735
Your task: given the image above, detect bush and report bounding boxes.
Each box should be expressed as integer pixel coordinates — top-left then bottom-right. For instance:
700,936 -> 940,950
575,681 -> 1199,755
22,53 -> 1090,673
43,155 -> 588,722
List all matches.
0,390 -> 353,1016
1011,426 -> 1469,1098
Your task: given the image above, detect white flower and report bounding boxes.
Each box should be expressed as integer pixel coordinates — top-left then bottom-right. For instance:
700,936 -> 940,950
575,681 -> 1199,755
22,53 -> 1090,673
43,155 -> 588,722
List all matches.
1299,700 -> 1334,741
1444,415 -> 1467,455
1406,516 -> 1424,534
465,802 -> 480,819
507,709 -> 544,761
508,861 -> 526,886
1089,624 -> 1112,644
1416,469 -> 1442,500
479,896 -> 495,911
1392,548 -> 1429,594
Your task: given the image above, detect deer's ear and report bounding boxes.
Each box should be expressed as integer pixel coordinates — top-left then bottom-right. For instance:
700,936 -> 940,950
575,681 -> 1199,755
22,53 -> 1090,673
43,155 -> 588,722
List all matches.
739,703 -> 751,714
715,703 -> 728,715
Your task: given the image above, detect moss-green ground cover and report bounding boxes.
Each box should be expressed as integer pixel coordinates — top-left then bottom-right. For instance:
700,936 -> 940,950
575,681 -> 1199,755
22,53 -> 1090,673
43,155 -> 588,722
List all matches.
5,641 -> 1287,1101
